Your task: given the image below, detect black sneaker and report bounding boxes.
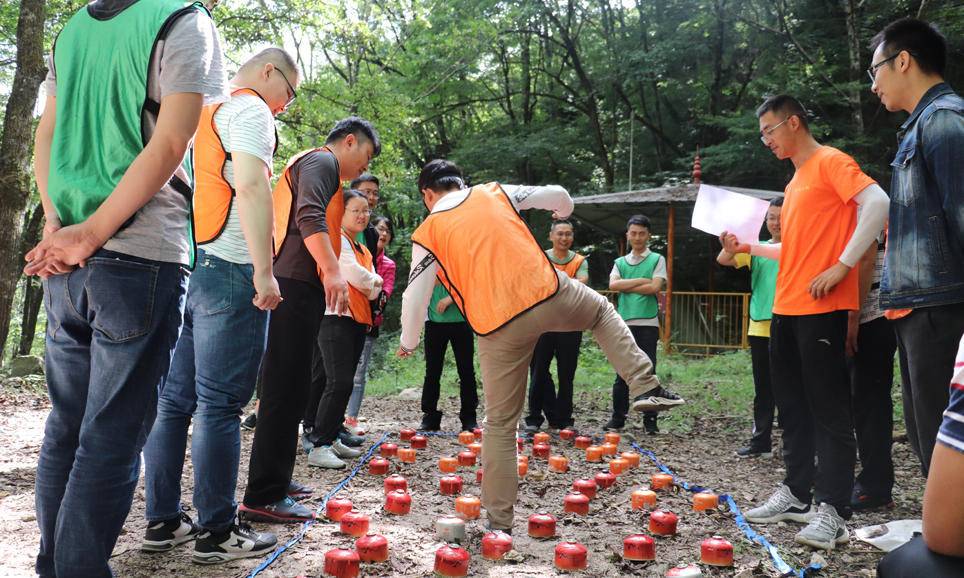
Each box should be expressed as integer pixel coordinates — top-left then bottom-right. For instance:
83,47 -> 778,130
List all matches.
337,428 -> 365,448
239,497 -> 315,524
602,418 -> 625,432
643,414 -> 659,435
850,490 -> 894,511
419,413 -> 442,432
142,511 -> 200,552
461,420 -> 479,432
192,520 -> 277,564
522,423 -> 540,438
631,386 -> 686,412
736,444 -> 773,459
240,413 -> 257,431
287,480 -> 314,501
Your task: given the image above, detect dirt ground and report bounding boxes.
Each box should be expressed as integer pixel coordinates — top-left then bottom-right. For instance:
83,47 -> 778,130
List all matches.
0,379 -> 925,577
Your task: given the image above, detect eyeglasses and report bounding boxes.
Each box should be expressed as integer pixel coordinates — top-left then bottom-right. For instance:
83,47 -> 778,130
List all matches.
760,116 -> 793,145
273,67 -> 297,109
867,53 -> 900,83
347,208 -> 372,216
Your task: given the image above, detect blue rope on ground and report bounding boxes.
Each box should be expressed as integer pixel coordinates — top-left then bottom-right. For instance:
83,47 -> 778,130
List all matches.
246,431 -> 391,578
631,442 -> 821,577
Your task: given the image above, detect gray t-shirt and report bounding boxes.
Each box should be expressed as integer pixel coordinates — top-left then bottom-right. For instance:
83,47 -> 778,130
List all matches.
44,5 -> 230,265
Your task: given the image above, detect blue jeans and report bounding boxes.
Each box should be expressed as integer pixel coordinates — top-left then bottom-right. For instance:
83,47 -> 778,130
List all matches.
35,250 -> 188,578
143,250 -> 268,532
346,334 -> 376,418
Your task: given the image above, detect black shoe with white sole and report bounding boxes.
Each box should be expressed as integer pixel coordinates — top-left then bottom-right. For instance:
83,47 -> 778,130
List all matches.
192,520 -> 277,565
142,511 -> 200,552
631,386 -> 686,412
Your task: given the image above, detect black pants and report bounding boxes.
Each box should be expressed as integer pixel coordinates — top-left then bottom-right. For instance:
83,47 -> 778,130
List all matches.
748,335 -> 775,450
611,325 -> 659,422
893,302 -> 964,477
770,312 -> 855,515
850,316 -> 897,498
421,321 -> 478,424
305,315 -> 367,446
243,277 -> 322,506
878,535 -> 964,577
526,331 -> 582,428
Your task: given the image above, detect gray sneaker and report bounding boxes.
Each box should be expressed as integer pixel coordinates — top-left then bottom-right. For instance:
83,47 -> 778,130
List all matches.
332,438 -> 363,458
794,503 -> 849,550
745,485 -> 814,524
307,445 -> 347,469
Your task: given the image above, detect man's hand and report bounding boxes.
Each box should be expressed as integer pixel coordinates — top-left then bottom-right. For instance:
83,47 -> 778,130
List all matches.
323,271 -> 350,315
435,296 -> 452,315
396,346 -> 414,358
721,231 -> 750,254
252,269 -> 282,311
24,222 -> 103,277
809,261 -> 851,300
845,311 -> 860,357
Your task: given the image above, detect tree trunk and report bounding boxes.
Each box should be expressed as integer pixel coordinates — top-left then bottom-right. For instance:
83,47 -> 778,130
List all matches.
841,0 -> 864,132
17,203 -> 45,356
0,0 -> 47,362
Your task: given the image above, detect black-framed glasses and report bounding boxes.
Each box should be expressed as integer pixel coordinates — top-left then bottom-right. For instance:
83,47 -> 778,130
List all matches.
867,53 -> 900,83
760,116 -> 793,145
273,67 -> 297,108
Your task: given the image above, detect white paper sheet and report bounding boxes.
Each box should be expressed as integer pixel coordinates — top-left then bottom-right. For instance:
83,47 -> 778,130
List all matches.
691,184 -> 771,245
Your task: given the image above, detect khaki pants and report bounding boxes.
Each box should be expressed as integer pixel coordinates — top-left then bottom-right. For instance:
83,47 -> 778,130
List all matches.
479,271 -> 659,529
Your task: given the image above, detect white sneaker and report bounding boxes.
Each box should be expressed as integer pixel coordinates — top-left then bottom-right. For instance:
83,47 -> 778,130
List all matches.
745,485 -> 814,524
307,445 -> 346,469
794,503 -> 849,550
332,438 -> 363,458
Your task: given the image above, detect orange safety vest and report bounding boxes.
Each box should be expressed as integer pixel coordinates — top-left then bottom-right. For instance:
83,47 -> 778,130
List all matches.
552,252 -> 585,279
411,182 -> 559,335
271,147 -> 344,282
193,88 -> 277,244
343,231 -> 375,327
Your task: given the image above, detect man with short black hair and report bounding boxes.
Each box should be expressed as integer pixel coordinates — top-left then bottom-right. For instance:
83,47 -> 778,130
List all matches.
239,116 -> 380,524
605,214 -> 667,434
869,17 -> 964,478
724,94 -> 889,549
524,220 -> 589,434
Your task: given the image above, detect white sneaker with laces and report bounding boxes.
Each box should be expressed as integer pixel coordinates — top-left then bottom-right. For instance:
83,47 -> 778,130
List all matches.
307,445 -> 347,469
332,438 -> 363,458
745,484 -> 815,524
794,503 -> 849,550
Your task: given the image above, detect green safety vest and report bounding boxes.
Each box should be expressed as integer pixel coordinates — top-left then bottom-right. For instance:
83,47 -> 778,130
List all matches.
48,0 -> 202,227
428,283 -> 466,323
615,252 -> 661,321
749,240 -> 779,322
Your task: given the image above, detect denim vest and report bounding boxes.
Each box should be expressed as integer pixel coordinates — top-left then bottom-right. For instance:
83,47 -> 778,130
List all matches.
880,83 -> 964,309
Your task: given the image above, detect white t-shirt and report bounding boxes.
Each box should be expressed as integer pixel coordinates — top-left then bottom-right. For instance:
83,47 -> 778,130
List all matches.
202,93 -> 276,264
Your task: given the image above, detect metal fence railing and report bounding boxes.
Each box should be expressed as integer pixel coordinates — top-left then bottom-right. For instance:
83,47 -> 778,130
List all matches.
597,290 -> 751,354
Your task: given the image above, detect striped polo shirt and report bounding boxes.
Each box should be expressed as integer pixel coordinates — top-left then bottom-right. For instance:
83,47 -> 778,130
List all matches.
937,335 -> 964,455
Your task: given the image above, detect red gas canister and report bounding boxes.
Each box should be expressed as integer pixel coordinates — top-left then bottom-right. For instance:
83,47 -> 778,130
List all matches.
700,535 -> 734,567
434,543 -> 470,577
481,531 -> 513,560
440,475 -> 463,496
384,489 -> 411,515
572,478 -> 598,499
325,496 -> 353,521
411,434 -> 428,449
623,533 -> 656,561
356,533 -> 389,563
554,541 -> 588,571
383,474 -> 407,494
528,512 -> 557,538
457,450 -> 476,467
323,548 -> 360,578
339,511 -> 370,537
563,492 -> 590,515
368,457 -> 389,475
594,470 -> 617,489
574,435 -> 592,449
379,442 -> 398,457
399,428 -> 416,441
649,510 -> 679,536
